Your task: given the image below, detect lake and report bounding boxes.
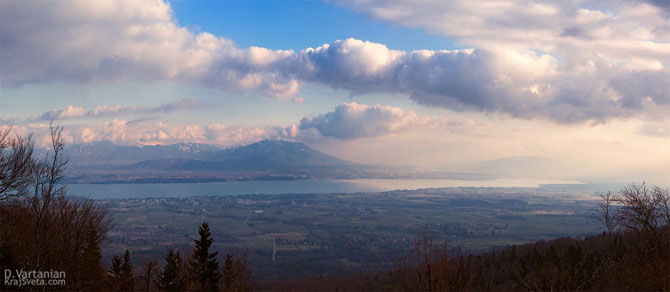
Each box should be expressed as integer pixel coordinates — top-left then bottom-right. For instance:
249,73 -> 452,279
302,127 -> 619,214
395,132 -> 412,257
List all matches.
67,178 -> 583,199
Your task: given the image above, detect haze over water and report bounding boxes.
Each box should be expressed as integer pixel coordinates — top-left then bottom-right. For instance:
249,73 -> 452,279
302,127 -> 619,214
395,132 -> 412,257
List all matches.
69,178 -> 584,199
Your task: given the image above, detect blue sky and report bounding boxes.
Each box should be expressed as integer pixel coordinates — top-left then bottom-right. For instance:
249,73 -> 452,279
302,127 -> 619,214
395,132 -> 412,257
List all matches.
0,0 -> 668,183
170,0 -> 457,51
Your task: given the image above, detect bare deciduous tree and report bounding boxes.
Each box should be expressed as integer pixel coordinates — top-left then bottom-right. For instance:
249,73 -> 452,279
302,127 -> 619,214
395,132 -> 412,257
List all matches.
614,183 -> 663,243
652,186 -> 670,227
595,182 -> 670,290
592,191 -> 619,233
221,250 -> 255,292
0,124 -> 112,290
0,128 -> 35,201
139,260 -> 159,292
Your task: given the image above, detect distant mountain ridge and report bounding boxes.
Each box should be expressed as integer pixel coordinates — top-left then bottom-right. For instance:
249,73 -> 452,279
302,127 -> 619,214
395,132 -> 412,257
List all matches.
126,139 -> 356,172
61,139 -> 492,183
65,141 -> 222,167
62,140 -> 378,183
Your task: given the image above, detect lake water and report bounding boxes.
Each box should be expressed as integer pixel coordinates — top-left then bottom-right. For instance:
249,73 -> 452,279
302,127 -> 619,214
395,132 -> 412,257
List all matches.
68,178 -> 583,199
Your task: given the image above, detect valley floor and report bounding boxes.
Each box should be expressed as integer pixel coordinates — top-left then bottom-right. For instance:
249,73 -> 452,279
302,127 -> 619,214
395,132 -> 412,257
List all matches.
101,187 -> 603,282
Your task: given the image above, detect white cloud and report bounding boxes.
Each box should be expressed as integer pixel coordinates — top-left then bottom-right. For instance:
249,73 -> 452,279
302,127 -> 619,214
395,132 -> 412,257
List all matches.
29,97 -> 200,121
331,1 -> 670,121
80,128 -> 98,144
2,0 -> 669,123
102,119 -> 128,142
58,120 -> 285,146
30,105 -> 88,120
0,119 -> 281,147
0,0 -> 299,98
299,102 -> 474,139
10,102 -> 474,144
89,105 -> 140,117
294,37 -> 668,123
340,1 -> 670,63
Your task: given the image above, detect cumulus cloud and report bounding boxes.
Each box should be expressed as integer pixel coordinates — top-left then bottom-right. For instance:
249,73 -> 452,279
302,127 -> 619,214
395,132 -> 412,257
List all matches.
79,119 -> 299,146
326,1 -> 670,121
299,102 -> 473,139
2,119 -> 292,147
298,39 -> 670,122
0,0 -> 299,98
2,0 -> 669,122
29,97 -> 200,121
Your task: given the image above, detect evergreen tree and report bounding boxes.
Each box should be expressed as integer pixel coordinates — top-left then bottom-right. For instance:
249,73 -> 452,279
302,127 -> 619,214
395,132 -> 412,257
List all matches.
107,255 -> 123,291
158,248 -> 184,292
188,222 -> 220,291
107,250 -> 136,291
120,249 -> 136,291
80,227 -> 106,290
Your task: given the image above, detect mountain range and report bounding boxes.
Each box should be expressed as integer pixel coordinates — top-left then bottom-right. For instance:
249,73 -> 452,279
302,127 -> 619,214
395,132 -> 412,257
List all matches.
61,140 -> 375,183
60,140 -> 492,184
125,139 -> 356,172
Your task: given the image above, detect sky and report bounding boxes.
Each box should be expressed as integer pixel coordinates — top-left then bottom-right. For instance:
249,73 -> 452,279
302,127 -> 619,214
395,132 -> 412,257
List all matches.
0,0 -> 669,184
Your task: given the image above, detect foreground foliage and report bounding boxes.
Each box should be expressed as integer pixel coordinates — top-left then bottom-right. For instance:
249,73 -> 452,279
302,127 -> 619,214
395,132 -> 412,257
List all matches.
0,126 -> 112,291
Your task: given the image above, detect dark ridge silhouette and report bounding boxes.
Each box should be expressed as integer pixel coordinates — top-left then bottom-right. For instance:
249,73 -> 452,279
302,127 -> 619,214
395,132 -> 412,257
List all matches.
127,139 -> 356,172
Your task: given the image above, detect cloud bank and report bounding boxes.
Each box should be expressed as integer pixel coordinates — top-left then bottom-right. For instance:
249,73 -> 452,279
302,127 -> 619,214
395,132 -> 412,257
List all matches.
2,0 -> 669,122
29,98 -> 200,121
1,120 -> 289,148
7,102 -> 473,145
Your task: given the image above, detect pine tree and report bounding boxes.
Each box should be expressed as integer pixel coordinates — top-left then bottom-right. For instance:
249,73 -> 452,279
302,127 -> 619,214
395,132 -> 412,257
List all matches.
120,249 -> 136,291
80,228 -> 106,290
106,250 -> 136,291
188,222 -> 220,291
107,255 -> 123,291
158,248 -> 184,292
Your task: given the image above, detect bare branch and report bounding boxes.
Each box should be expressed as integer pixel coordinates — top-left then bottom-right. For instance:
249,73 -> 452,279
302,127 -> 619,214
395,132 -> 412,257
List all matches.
591,192 -> 619,233
0,128 -> 35,201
